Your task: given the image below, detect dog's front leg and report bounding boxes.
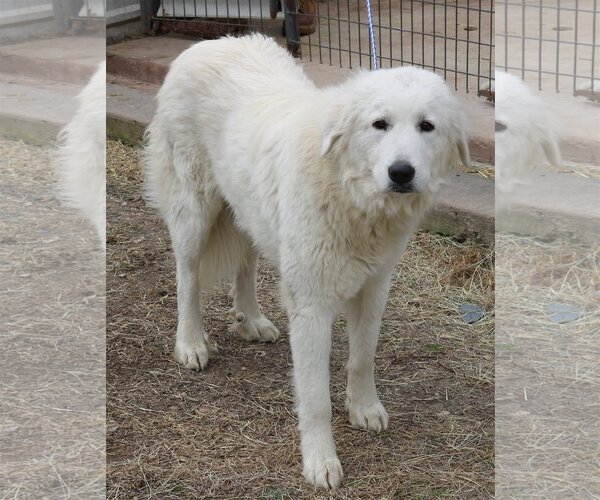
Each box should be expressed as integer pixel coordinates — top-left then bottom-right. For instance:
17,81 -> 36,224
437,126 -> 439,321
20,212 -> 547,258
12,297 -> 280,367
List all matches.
288,306 -> 343,489
345,269 -> 393,432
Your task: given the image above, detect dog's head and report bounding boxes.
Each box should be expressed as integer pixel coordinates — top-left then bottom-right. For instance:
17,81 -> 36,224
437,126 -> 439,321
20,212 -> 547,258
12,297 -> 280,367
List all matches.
494,71 -> 561,191
320,67 -> 469,207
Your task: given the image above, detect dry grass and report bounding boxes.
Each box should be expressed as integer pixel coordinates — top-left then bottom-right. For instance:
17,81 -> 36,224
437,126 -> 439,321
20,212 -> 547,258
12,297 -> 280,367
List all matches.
457,161 -> 600,182
107,139 -> 494,498
551,161 -> 600,180
496,233 -> 600,497
0,139 -> 105,498
458,161 -> 495,180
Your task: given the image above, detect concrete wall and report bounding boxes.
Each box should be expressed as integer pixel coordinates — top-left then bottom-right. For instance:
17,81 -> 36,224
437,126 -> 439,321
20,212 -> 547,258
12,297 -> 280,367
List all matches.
0,0 -> 57,44
0,0 -> 54,26
107,0 -> 139,25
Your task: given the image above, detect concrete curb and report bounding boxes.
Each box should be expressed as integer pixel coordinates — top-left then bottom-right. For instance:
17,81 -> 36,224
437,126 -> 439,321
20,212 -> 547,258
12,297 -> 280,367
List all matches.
428,173 -> 495,244
0,36 -> 103,144
0,73 -> 81,145
560,138 -> 600,166
0,36 -> 104,85
497,173 -> 600,246
0,54 -> 96,85
107,113 -> 146,146
108,53 -> 168,86
0,114 -> 60,146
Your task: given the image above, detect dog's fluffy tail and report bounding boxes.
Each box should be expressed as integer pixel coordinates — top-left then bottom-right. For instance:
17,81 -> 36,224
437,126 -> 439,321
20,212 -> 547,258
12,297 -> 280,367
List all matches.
198,207 -> 252,290
56,61 -> 106,250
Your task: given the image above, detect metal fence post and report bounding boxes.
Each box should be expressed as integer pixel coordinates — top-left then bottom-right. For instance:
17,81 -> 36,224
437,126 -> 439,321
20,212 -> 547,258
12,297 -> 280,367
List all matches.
139,0 -> 160,33
51,0 -> 77,32
283,0 -> 301,58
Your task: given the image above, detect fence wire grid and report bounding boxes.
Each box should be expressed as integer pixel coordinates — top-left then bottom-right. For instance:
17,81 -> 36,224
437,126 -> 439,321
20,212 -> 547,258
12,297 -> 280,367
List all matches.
149,0 -> 495,94
302,0 -> 494,93
496,1 -> 599,96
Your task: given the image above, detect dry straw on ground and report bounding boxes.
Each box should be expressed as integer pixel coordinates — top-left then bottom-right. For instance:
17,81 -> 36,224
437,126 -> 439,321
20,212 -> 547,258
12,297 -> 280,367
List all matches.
496,232 -> 600,498
107,140 -> 494,498
0,140 -> 105,498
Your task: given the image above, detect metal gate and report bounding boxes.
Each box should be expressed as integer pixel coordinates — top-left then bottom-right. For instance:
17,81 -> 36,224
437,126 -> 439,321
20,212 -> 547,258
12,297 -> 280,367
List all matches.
0,0 -> 54,27
107,0 -> 140,25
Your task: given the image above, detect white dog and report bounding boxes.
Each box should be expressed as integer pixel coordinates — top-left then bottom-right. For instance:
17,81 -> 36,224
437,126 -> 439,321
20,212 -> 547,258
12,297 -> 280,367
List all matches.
56,61 -> 106,250
145,35 -> 469,489
495,70 -> 561,195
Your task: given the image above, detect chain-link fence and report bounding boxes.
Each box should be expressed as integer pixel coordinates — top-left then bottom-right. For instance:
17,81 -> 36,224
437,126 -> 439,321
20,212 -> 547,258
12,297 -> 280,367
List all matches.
496,0 -> 599,96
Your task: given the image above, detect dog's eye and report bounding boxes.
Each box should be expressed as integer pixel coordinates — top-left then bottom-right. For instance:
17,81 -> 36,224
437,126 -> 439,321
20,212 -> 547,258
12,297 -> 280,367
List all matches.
495,121 -> 507,132
419,120 -> 435,132
372,119 -> 390,131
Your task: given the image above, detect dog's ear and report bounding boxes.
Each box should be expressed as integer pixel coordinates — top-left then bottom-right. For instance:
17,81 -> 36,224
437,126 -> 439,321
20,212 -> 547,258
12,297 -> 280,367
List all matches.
321,121 -> 345,156
321,124 -> 343,156
321,103 -> 347,156
536,99 -> 561,167
451,105 -> 471,168
457,135 -> 471,168
542,137 -> 561,168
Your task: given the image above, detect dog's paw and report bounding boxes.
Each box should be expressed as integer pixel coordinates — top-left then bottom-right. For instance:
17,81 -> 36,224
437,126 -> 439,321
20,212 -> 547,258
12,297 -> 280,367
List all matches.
346,399 -> 389,433
228,310 -> 280,342
303,454 -> 343,489
173,337 -> 215,370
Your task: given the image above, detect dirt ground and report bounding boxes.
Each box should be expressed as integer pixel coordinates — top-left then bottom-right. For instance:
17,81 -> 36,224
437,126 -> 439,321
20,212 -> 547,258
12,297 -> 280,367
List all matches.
0,140 -> 105,498
495,232 -> 600,497
106,140 -> 494,498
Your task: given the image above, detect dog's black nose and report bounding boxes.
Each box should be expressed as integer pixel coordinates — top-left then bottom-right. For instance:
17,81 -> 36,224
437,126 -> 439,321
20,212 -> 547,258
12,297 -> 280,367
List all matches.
388,161 -> 415,185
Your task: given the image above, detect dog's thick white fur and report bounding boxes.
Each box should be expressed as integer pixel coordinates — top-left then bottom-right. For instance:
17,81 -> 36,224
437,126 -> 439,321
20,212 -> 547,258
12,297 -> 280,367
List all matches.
145,35 -> 469,489
56,61 -> 106,250
495,70 -> 561,194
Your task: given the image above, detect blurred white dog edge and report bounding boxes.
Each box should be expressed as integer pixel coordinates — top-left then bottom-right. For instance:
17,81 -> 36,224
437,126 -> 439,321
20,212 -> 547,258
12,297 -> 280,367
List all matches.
494,70 -> 561,193
56,61 -> 106,250
145,35 -> 470,489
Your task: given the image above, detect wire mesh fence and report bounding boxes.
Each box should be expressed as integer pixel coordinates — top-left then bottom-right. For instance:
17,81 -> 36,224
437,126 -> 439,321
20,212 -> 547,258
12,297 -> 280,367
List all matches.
302,0 -> 494,93
146,0 -> 495,94
496,0 -> 599,96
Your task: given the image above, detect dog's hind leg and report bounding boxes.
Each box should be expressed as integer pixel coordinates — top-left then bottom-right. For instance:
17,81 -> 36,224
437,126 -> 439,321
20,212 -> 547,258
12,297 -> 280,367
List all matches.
168,194 -> 222,371
228,247 -> 280,342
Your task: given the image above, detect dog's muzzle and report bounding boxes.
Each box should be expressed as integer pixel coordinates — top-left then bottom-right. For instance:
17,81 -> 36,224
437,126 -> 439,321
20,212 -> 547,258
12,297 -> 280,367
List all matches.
388,181 -> 415,193
388,161 -> 415,193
